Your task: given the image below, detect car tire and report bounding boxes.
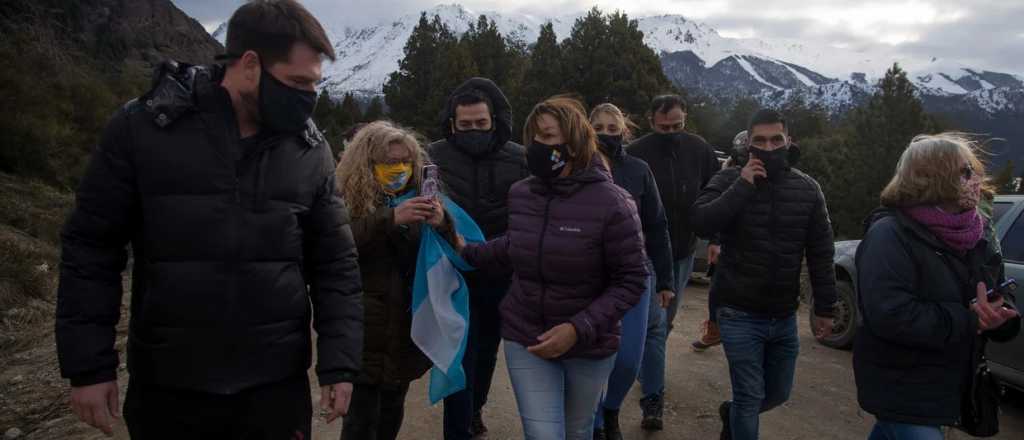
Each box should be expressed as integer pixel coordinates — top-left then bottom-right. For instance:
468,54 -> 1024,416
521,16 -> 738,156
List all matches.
809,279 -> 857,350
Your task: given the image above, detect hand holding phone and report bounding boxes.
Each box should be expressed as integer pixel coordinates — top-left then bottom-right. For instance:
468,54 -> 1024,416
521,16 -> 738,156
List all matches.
970,278 -> 1016,305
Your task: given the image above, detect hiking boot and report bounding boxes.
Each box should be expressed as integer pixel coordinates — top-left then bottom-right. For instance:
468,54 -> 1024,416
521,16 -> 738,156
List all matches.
640,394 -> 664,431
692,319 -> 722,352
471,411 -> 488,439
602,408 -> 623,440
719,401 -> 732,440
592,427 -> 605,440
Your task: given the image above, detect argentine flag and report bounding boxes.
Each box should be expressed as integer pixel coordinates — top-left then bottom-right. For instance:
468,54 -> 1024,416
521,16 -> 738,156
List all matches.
396,192 -> 485,404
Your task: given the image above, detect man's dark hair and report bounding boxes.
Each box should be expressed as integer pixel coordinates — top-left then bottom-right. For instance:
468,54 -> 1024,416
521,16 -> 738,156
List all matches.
649,94 -> 687,116
224,0 -> 336,66
747,108 -> 788,133
452,89 -> 494,116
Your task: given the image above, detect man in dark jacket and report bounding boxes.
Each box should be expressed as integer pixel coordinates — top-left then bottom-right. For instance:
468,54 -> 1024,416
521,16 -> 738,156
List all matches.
427,78 -> 528,439
628,94 -> 720,429
55,2 -> 363,438
690,109 -> 836,440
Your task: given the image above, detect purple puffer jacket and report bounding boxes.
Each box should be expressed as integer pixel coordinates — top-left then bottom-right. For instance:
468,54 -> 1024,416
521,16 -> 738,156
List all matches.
463,159 -> 649,359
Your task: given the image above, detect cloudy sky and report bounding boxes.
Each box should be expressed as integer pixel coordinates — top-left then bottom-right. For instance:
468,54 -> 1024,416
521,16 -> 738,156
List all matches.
172,0 -> 1024,73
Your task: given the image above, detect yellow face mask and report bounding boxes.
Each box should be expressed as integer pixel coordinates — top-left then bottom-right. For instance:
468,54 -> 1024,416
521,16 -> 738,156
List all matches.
374,162 -> 413,195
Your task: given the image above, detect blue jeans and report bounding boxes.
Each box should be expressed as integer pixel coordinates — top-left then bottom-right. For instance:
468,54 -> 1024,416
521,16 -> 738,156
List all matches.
718,306 -> 799,440
444,283 -> 506,440
505,341 -> 616,440
639,255 -> 695,398
868,421 -> 943,440
594,275 -> 652,428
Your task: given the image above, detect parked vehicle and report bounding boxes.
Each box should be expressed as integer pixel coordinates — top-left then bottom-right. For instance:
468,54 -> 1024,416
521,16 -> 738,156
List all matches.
808,195 -> 1024,391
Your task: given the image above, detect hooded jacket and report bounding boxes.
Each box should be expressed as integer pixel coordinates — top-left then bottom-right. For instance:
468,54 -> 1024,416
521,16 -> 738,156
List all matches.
426,78 -> 529,298
690,147 -> 837,318
55,61 -> 363,393
462,159 -> 649,358
853,208 -> 1020,426
601,139 -> 675,292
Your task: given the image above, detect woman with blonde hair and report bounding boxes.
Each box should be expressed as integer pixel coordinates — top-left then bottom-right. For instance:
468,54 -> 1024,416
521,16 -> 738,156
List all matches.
854,133 -> 1020,440
589,103 -> 672,439
462,97 -> 648,439
334,121 -> 455,440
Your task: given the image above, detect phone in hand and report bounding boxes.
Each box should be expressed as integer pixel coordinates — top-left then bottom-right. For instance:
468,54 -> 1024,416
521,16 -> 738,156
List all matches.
972,278 -> 1016,304
421,164 -> 440,200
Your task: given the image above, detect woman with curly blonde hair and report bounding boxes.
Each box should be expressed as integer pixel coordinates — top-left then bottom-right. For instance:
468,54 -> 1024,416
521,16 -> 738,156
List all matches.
334,121 -> 455,440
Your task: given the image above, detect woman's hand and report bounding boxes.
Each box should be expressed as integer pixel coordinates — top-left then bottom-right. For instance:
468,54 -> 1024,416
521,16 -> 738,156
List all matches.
972,282 -> 1020,333
425,197 -> 446,228
394,197 -> 435,225
527,323 -> 578,359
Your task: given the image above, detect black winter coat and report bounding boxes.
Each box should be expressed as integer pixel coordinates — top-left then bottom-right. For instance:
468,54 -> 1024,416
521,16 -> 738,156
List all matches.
628,132 -> 720,257
55,62 -> 363,394
603,141 -> 675,292
690,159 -> 836,317
426,78 -> 528,298
854,209 -> 1021,426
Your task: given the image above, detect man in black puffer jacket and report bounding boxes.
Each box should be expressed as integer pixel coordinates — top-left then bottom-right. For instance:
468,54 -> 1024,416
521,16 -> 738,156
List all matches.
55,2 -> 362,438
427,77 -> 528,440
690,109 -> 836,440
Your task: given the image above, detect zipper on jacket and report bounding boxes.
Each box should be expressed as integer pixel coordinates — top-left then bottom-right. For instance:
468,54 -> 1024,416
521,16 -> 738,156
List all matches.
537,195 -> 554,329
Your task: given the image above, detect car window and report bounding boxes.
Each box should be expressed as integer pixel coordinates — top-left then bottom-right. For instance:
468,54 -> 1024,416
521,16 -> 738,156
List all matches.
1001,209 -> 1024,263
993,202 -> 1013,224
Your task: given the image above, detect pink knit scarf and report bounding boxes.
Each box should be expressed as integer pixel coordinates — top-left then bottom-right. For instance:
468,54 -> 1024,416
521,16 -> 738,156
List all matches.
902,206 -> 984,253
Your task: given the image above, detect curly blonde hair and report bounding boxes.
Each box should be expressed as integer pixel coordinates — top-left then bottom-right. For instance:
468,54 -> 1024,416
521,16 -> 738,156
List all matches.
335,121 -> 428,218
880,132 -> 988,208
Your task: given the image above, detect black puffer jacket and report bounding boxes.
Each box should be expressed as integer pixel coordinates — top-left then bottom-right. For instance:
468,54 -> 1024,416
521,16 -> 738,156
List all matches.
628,132 -> 720,257
426,78 -> 528,297
602,140 -> 675,292
690,150 -> 836,317
55,62 -> 363,394
427,78 -> 528,240
854,209 -> 1020,426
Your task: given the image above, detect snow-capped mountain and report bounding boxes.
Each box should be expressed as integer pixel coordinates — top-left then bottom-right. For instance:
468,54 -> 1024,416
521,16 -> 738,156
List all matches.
206,3 -> 1022,165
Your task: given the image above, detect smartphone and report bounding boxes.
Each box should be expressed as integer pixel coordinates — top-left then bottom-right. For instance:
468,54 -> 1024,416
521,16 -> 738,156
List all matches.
421,164 -> 440,199
971,278 -> 1016,304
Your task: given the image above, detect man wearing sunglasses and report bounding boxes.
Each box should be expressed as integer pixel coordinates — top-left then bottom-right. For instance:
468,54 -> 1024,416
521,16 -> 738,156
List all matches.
690,109 -> 837,440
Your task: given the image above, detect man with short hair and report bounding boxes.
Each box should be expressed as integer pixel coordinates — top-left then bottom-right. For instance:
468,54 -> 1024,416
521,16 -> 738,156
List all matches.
690,109 -> 836,440
55,1 -> 363,438
628,94 -> 718,430
427,77 -> 528,440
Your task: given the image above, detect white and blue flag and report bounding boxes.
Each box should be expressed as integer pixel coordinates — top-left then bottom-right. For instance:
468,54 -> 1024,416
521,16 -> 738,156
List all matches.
393,191 -> 484,404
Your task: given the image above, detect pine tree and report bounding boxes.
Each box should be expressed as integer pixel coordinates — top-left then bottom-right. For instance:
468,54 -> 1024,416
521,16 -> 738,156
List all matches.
339,93 -> 363,126
991,160 -> 1016,193
517,22 -> 564,117
363,96 -> 385,122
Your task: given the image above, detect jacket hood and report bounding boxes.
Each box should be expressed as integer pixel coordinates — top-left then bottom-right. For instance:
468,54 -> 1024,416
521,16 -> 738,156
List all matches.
440,77 -> 513,152
142,60 -> 326,149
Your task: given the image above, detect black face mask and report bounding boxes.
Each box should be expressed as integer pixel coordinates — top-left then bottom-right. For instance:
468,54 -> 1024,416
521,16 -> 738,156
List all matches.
655,131 -> 683,145
597,134 -> 624,157
526,140 -> 570,180
750,147 -> 790,180
453,129 -> 495,156
258,68 -> 317,133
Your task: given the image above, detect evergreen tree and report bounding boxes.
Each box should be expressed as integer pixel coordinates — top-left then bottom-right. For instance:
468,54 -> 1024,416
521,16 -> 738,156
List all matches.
991,160 -> 1016,193
517,22 -> 564,118
363,96 -> 385,122
339,93 -> 363,126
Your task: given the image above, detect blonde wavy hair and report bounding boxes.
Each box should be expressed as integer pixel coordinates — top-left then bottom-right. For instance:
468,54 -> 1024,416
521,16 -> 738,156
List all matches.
880,132 -> 988,208
335,121 -> 428,218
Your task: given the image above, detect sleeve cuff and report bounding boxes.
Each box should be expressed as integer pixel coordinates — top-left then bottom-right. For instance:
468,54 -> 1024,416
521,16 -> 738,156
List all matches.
317,370 -> 358,386
69,369 -> 117,387
569,314 -> 596,348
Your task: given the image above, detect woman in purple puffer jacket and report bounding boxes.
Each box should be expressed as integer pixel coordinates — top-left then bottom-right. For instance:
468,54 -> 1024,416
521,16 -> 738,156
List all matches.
462,97 -> 649,440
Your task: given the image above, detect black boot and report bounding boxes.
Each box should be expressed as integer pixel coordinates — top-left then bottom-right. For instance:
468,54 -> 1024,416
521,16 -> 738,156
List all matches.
470,411 -> 488,439
602,408 -> 623,440
719,401 -> 732,440
640,394 -> 664,431
592,427 -> 605,440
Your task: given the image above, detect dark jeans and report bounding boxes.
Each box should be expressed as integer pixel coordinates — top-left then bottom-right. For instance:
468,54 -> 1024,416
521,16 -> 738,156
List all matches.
340,382 -> 411,440
867,421 -> 943,440
124,375 -> 311,440
718,306 -> 799,440
443,284 -> 506,440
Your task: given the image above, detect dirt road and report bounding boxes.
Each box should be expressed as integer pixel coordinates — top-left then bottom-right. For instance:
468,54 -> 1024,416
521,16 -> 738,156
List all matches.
5,287 -> 1024,439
